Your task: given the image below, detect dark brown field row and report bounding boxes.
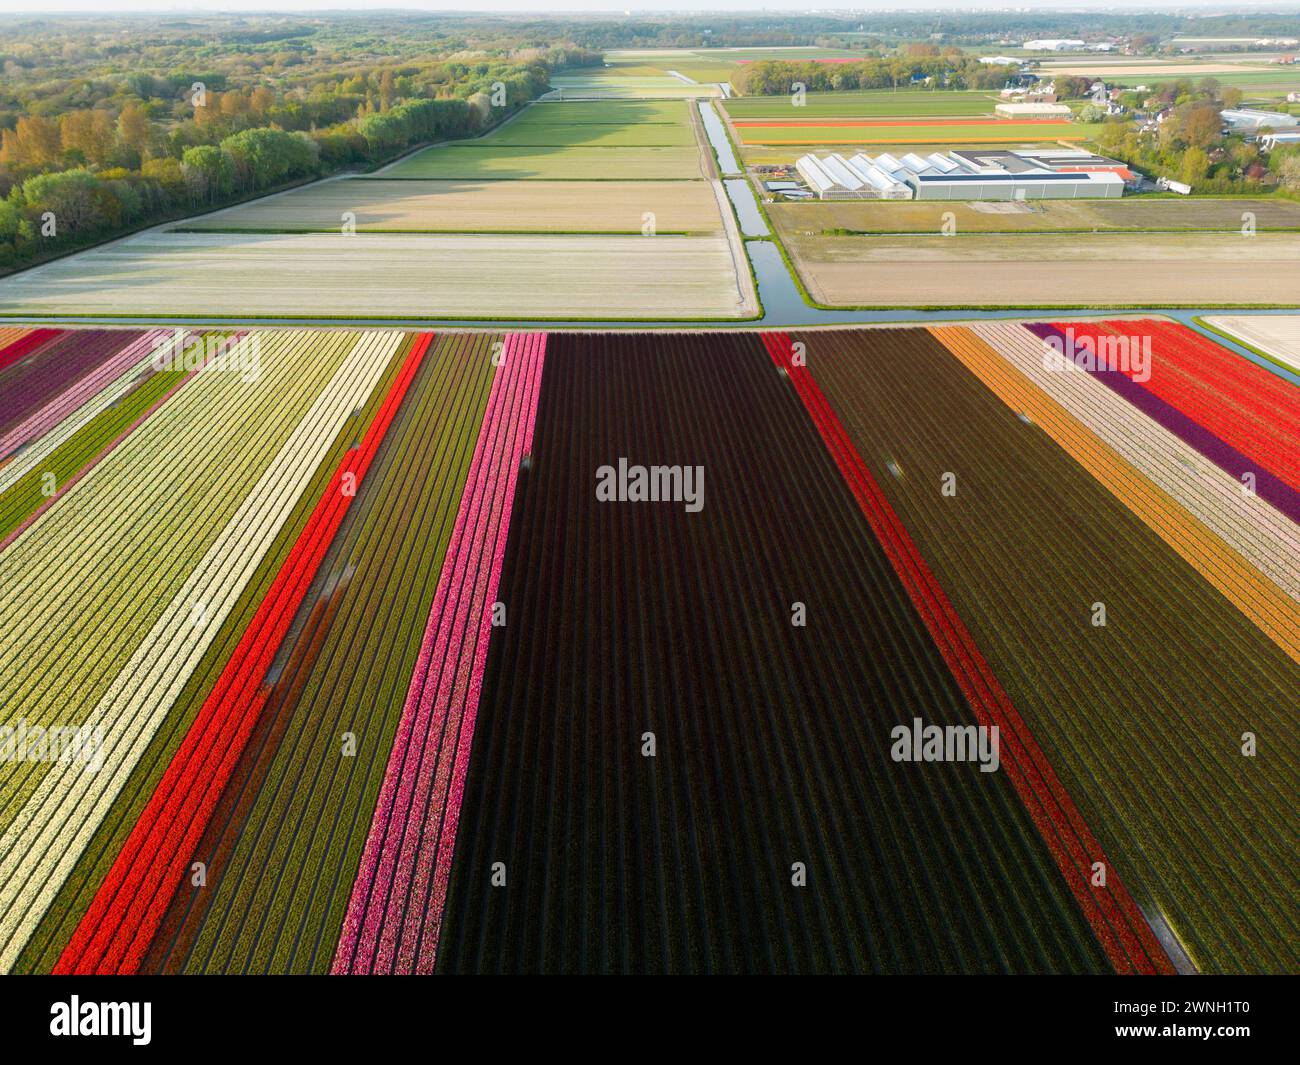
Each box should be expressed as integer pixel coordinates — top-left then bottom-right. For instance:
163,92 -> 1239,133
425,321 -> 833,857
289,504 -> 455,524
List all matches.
436,331 -> 1110,974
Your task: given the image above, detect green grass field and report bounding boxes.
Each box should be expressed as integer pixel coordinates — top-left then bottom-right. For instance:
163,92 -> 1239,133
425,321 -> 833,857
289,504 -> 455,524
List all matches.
518,100 -> 690,125
377,143 -> 702,180
379,99 -> 705,179
481,121 -> 696,147
1103,70 -> 1300,90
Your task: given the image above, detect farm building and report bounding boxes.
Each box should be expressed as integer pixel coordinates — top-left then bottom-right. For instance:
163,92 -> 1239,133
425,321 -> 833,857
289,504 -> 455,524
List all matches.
995,102 -> 1073,118
795,154 -> 871,200
1221,108 -> 1293,130
996,148 -> 1138,184
798,149 -> 1126,200
1260,129 -> 1300,150
796,153 -> 913,200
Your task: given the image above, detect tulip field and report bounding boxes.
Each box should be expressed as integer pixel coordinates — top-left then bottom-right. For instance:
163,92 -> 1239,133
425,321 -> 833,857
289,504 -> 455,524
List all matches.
1,318 -> 1295,974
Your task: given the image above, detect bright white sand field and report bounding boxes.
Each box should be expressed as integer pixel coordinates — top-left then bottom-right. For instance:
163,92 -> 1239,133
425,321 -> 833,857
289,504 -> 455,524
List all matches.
0,231 -> 756,319
1204,316 -> 1300,371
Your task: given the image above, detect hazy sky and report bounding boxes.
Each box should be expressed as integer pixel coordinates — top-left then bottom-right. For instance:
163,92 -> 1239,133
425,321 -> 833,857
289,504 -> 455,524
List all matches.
0,0 -> 1283,13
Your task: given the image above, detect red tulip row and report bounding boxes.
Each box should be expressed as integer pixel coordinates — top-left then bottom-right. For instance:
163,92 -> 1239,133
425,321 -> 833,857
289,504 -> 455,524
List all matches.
54,332 -> 435,975
0,327 -> 60,376
760,330 -> 1174,977
1057,320 -> 1300,492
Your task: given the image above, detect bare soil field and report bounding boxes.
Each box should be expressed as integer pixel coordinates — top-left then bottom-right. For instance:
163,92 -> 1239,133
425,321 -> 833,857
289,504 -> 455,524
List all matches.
0,232 -> 756,319
1204,315 -> 1300,371
178,178 -> 723,234
784,232 -> 1300,306
1034,61 -> 1277,75
770,197 -> 1300,237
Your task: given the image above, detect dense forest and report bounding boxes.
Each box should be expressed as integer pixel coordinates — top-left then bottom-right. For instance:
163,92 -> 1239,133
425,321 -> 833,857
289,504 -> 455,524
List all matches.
0,14 -> 602,270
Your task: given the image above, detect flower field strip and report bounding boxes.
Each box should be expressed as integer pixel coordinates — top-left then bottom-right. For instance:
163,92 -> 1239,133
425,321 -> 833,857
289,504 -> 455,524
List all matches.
0,329 -> 351,746
1134,320 -> 1300,458
1202,315 -> 1300,374
55,332 -> 430,975
1048,321 -> 1300,492
0,350 -> 203,555
802,327 -> 1300,973
0,330 -> 172,492
335,332 -> 546,976
1146,319 -> 1300,403
1026,324 -> 1300,526
152,332 -> 496,975
937,326 -> 1300,667
0,329 -> 344,820
12,333 -> 422,976
436,331 -> 1111,974
1112,320 -> 1300,482
737,130 -> 1087,145
0,328 -> 60,376
0,330 -> 392,972
761,331 -> 1167,976
731,118 -> 1065,128
0,330 -> 144,440
0,330 -> 395,969
376,145 -> 705,181
0,327 -> 31,354
968,322 -> 1300,608
721,92 -> 999,120
0,360 -> 191,544
0,329 -> 167,466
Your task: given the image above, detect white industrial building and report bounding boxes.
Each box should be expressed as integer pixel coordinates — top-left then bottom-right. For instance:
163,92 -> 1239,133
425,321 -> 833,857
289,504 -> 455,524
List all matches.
795,153 -> 910,200
1260,129 -> 1300,150
796,149 -> 1127,200
995,102 -> 1074,117
1222,108 -> 1293,129
1023,39 -> 1086,51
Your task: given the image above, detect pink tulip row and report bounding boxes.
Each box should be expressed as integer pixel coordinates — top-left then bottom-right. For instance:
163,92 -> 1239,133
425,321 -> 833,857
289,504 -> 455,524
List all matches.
333,332 -> 546,975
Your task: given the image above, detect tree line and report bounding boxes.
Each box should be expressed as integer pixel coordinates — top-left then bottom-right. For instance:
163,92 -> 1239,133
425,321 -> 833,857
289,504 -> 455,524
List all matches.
0,28 -> 598,273
729,54 -> 1030,96
1096,80 -> 1300,195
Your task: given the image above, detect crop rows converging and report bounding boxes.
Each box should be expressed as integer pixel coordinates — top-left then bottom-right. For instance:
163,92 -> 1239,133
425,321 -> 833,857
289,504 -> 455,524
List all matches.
1,321 -> 1295,973
436,332 -> 1112,974
795,324 -> 1298,974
